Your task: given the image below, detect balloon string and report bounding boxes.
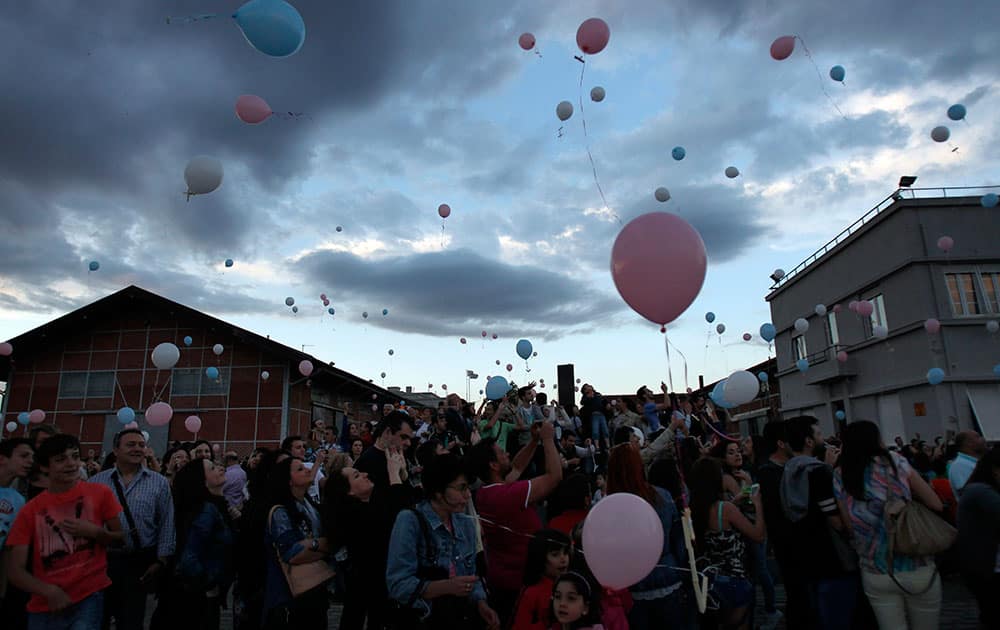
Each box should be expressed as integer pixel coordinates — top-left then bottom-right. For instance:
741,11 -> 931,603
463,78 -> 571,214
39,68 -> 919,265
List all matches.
165,14 -> 218,24
114,377 -> 129,409
576,59 -> 621,225
663,332 -> 675,393
795,35 -> 848,121
667,335 -> 689,391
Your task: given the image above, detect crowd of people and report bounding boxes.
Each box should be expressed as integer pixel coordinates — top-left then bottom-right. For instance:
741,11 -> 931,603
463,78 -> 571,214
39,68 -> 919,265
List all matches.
0,381 -> 997,630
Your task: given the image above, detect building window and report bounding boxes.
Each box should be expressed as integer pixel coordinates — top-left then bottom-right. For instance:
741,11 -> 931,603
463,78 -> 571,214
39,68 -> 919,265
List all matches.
201,368 -> 230,396
793,335 -> 807,360
983,272 -> 1000,313
869,294 -> 888,329
170,367 -> 230,396
826,312 -> 840,346
59,371 -> 115,399
946,272 -> 982,315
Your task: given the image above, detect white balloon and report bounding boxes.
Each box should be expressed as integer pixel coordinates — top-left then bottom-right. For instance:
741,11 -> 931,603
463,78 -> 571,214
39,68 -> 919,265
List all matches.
794,318 -> 809,334
654,187 -> 670,202
725,166 -> 740,178
141,431 -> 150,441
930,126 -> 950,143
872,324 -> 889,339
814,304 -> 827,317
212,343 -> 224,356
5,421 -> 17,432
261,370 -> 270,381
150,342 -> 180,370
590,86 -> 605,102
556,100 -> 574,121
986,320 -> 999,333
184,156 -> 224,196
722,370 -> 760,406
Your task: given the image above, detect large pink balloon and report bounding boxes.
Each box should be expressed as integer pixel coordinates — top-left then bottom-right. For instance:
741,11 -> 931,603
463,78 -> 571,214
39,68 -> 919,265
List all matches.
770,35 -> 796,60
184,415 -> 202,433
582,492 -> 663,589
28,409 -> 45,424
937,236 -> 954,253
235,94 -> 273,124
518,33 -> 535,50
438,204 -> 451,218
299,360 -> 313,377
146,402 -> 173,427
856,301 -> 874,317
0,342 -> 11,356
576,18 -> 610,55
611,212 -> 707,326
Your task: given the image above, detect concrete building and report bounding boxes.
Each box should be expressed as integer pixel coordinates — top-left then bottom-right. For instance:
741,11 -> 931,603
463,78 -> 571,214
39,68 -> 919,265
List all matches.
0,285 -> 416,456
766,187 -> 1000,442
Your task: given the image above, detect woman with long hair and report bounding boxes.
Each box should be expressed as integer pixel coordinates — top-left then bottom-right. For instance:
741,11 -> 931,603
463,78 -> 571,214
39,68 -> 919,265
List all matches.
155,458 -> 234,629
833,420 -> 943,629
687,457 -> 765,630
605,444 -> 692,629
956,446 -> 1000,627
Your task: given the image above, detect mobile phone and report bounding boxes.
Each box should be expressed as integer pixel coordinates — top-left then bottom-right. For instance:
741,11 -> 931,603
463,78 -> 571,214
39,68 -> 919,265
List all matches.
744,483 -> 760,496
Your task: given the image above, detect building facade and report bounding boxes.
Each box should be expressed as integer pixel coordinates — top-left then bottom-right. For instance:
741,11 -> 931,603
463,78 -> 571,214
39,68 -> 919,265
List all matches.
766,188 -> 1000,441
0,286 -> 417,456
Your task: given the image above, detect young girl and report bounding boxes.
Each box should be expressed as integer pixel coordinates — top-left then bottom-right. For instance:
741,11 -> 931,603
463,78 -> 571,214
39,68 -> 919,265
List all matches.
550,572 -> 604,630
512,529 -> 572,630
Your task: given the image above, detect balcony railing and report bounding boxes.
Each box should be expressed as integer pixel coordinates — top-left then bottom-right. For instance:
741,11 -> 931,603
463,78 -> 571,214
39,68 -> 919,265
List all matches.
769,185 -> 1000,292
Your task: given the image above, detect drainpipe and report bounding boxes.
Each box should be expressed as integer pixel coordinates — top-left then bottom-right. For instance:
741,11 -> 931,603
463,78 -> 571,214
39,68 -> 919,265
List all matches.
280,363 -> 291,440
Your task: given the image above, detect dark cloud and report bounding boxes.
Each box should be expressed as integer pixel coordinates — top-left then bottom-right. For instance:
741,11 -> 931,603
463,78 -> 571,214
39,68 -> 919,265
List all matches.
297,247 -> 623,339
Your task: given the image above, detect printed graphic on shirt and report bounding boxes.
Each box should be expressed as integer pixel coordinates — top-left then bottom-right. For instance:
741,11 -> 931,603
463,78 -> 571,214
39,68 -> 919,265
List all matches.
34,494 -> 99,573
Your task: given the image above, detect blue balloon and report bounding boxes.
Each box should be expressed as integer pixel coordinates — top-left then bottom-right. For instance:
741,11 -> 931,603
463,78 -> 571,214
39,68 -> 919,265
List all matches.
206,366 -> 220,380
993,364 -> 1000,377
292,306 -> 298,313
835,410 -> 846,421
382,308 -> 389,316
947,104 -> 966,121
117,407 -> 136,425
328,307 -> 335,315
516,339 -> 533,360
710,381 -> 737,409
796,358 -> 809,372
88,261 -> 100,272
233,0 -> 306,57
760,323 -> 777,342
671,146 -> 686,161
927,367 -> 945,385
485,376 -> 510,401
829,65 -> 845,82
705,312 -> 716,323
981,193 -> 998,208
183,336 -> 193,346
757,371 -> 768,383
225,258 -> 234,268
17,412 -> 30,425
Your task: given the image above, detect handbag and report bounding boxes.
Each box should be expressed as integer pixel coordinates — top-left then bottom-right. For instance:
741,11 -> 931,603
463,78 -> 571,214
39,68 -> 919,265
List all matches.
267,506 -> 336,597
883,464 -> 957,595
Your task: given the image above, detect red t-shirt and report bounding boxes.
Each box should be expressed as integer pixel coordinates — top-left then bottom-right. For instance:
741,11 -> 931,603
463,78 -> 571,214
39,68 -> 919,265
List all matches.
547,509 -> 588,536
6,481 -> 122,612
476,480 -> 541,592
512,576 -> 553,630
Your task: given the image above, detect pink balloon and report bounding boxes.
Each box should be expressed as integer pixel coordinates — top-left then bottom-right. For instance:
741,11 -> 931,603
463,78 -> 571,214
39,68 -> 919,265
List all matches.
320,293 -> 327,300
298,360 -> 313,377
0,342 -> 12,356
184,415 -> 202,433
28,409 -> 45,424
146,402 -> 173,427
582,492 -> 663,589
506,364 -> 513,372
836,351 -> 848,363
576,18 -> 610,55
213,444 -> 221,452
491,334 -> 498,340
611,213 -> 707,326
482,331 -> 488,337
742,333 -> 752,341
124,421 -> 139,429
924,318 -> 941,334
235,94 -> 273,124
856,301 -> 874,317
438,204 -> 451,218
937,236 -> 954,253
848,300 -> 859,312
832,304 -> 842,313
770,35 -> 796,60
518,32 -> 535,50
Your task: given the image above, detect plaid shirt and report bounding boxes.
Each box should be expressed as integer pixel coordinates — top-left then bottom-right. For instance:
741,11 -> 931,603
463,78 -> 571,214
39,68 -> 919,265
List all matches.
90,466 -> 176,558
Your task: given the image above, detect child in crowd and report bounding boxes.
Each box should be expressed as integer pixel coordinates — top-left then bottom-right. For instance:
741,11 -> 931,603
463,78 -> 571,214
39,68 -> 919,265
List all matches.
513,529 -> 572,629
550,572 -> 605,630
592,472 -> 605,504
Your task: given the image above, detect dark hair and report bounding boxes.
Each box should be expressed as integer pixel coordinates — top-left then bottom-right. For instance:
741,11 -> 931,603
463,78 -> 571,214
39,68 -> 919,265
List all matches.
785,416 -> 819,452
415,439 -> 443,469
709,440 -> 742,473
647,456 -> 685,507
606,444 -> 658,507
550,571 -> 602,628
762,420 -> 788,456
0,438 -> 32,459
280,435 -> 304,451
523,528 -> 571,585
172,458 -> 231,551
36,434 -> 80,466
267,457 -> 309,532
838,420 -> 896,501
561,430 -> 577,440
469,438 -> 500,483
612,426 -> 634,447
965,446 -> 1000,490
421,453 -> 466,501
28,425 -> 58,442
535,393 -> 547,406
373,411 -> 413,439
687,457 -> 724,544
635,386 -> 649,399
548,473 -> 591,518
190,439 -> 215,460
113,428 -> 144,449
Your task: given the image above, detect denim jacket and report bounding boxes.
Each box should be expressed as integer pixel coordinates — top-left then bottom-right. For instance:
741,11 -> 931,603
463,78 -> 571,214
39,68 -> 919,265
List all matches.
386,500 -> 485,619
175,502 -> 234,593
631,487 -> 686,596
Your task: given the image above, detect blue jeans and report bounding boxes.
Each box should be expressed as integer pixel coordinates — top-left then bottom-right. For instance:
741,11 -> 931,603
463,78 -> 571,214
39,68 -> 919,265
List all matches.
627,588 -> 695,630
591,413 -> 609,446
808,574 -> 859,630
28,591 -> 104,630
753,540 -> 777,613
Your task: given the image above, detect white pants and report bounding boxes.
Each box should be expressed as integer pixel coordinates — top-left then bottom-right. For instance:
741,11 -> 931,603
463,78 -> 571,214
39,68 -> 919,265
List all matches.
861,564 -> 941,630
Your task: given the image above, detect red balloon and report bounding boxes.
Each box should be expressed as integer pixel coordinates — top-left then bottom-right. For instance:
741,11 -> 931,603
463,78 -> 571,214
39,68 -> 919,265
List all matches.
742,333 -> 752,341
235,94 -> 273,124
506,364 -> 513,372
491,334 -> 497,340
518,32 -> 535,50
482,331 -> 487,337
438,204 -> 451,218
576,18 -> 610,55
770,36 -> 796,61
611,213 -> 707,326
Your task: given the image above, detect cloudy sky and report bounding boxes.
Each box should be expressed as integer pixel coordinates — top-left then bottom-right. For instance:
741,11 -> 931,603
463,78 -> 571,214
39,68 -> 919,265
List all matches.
1,0 -> 998,398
